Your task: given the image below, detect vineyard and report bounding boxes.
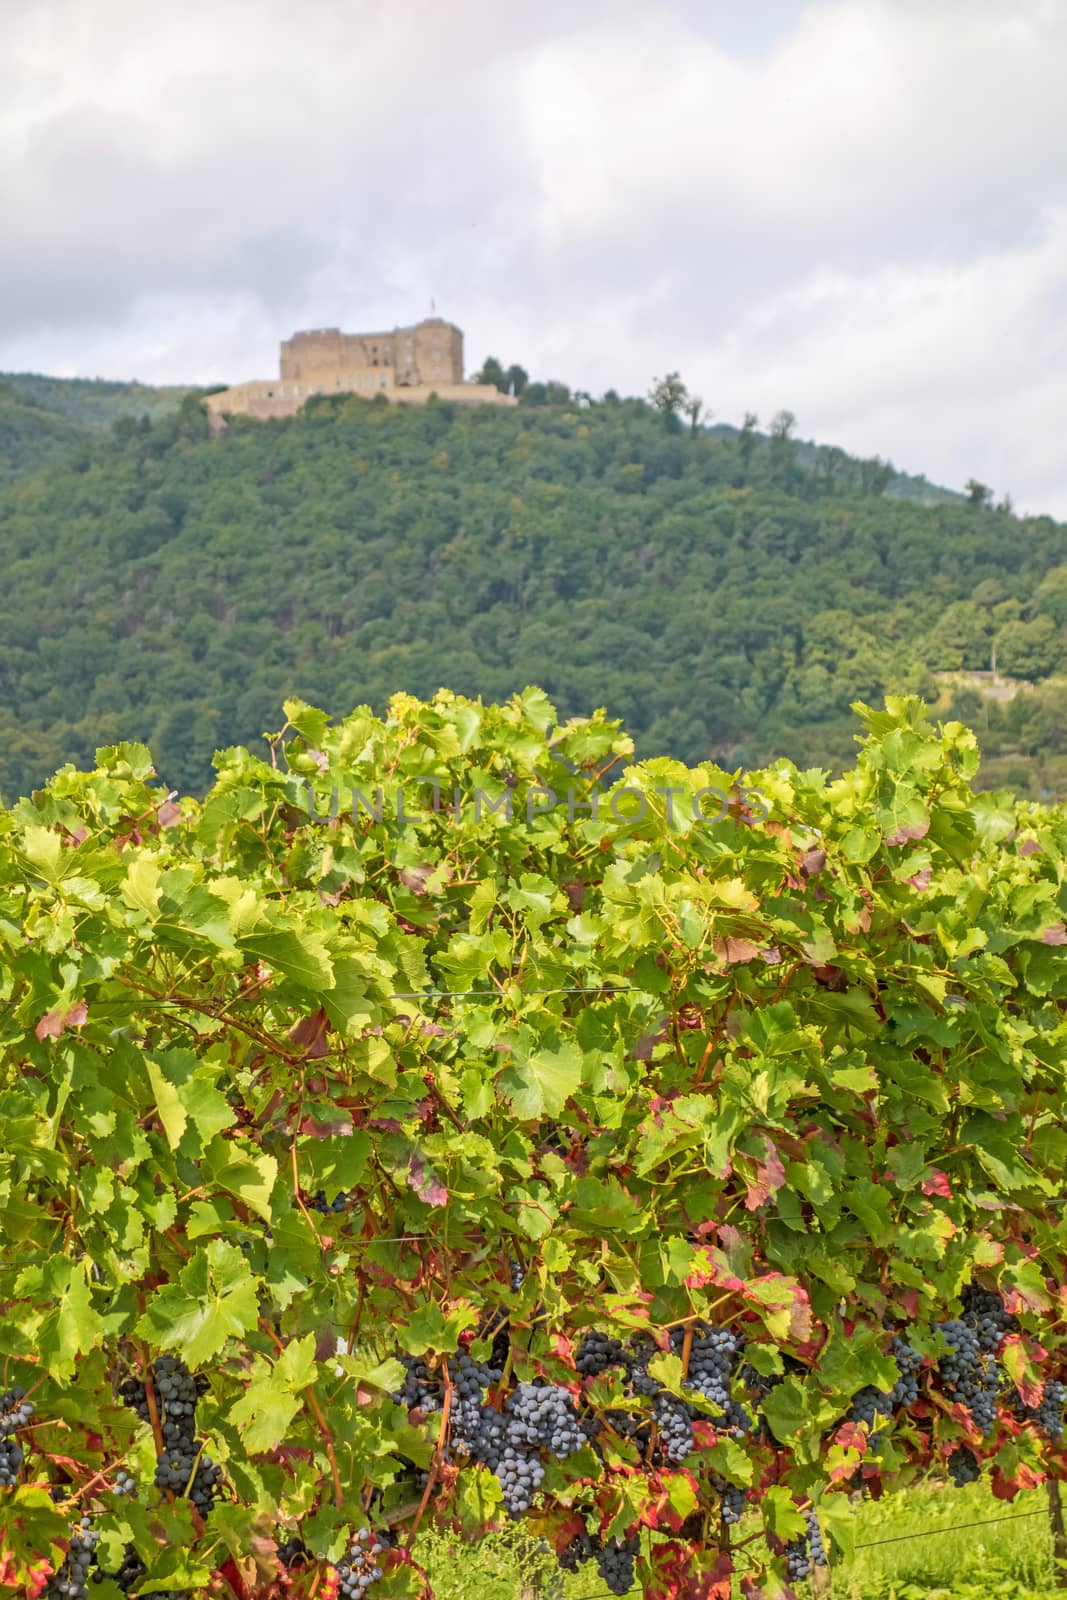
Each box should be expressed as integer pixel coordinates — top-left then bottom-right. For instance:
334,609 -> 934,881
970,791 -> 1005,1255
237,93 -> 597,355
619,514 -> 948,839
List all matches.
0,687 -> 1065,1598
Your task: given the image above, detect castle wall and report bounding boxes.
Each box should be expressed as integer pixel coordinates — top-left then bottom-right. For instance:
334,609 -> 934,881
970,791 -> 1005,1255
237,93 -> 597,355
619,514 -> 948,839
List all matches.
202,375 -> 515,421
280,318 -> 462,387
207,315 -> 490,421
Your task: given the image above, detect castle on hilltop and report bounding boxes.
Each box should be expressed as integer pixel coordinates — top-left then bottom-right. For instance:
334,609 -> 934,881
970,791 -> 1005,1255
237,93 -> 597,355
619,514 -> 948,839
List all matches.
203,316 -> 517,421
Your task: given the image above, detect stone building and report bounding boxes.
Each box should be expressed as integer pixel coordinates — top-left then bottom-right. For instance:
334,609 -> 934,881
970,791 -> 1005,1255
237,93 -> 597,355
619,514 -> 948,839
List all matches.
203,316 -> 515,421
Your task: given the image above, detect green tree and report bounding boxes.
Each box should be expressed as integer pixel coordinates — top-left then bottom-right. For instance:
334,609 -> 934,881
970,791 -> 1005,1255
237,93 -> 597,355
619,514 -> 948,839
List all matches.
649,371 -> 689,417
965,478 -> 994,508
994,616 -> 1062,679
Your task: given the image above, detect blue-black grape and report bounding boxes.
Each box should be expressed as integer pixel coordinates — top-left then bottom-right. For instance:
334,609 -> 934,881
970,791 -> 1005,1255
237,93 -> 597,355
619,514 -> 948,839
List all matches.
336,1529 -> 385,1600
948,1445 -> 981,1486
596,1533 -> 639,1596
45,1516 -> 97,1600
652,1393 -> 693,1462
783,1509 -> 826,1583
576,1330 -> 627,1377
711,1474 -> 746,1524
937,1320 -> 1000,1435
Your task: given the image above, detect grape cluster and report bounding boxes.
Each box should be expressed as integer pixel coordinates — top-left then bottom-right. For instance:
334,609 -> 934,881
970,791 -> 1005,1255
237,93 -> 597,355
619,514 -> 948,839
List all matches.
948,1445 -> 981,1487
575,1330 -> 627,1377
447,1353 -> 503,1457
887,1339 -> 922,1408
1014,1378 -> 1066,1442
45,1516 -> 97,1600
90,1545 -> 146,1595
671,1324 -> 752,1435
961,1285 -> 1012,1352
597,1533 -> 640,1596
504,1383 -> 586,1462
0,1386 -> 33,1488
711,1473 -> 746,1525
276,1535 -> 310,1570
119,1356 -> 222,1511
111,1469 -> 137,1497
559,1528 -> 639,1596
394,1356 -> 444,1414
509,1257 -> 525,1292
310,1190 -> 352,1215
335,1529 -> 385,1600
651,1393 -> 693,1463
783,1509 -> 826,1584
472,1380 -> 587,1516
937,1320 -> 1000,1435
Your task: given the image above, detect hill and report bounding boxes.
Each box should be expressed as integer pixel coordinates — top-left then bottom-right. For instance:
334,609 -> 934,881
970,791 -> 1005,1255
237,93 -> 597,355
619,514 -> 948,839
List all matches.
0,385 -> 1065,802
0,371 -> 201,432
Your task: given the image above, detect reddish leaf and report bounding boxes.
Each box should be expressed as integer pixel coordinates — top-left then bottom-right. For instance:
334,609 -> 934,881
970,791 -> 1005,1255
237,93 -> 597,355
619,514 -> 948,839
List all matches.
35,1000 -> 88,1041
157,799 -> 182,828
407,1154 -> 448,1207
834,1421 -> 869,1453
921,1170 -> 952,1197
713,937 -> 761,965
907,866 -> 932,890
1018,837 -> 1042,856
885,815 -> 930,846
800,847 -> 826,878
399,864 -> 434,894
745,1137 -> 787,1211
288,1006 -> 330,1057
1040,922 -> 1067,945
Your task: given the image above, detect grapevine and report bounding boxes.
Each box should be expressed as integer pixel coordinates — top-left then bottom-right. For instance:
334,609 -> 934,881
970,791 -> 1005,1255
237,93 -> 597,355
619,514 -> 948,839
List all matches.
0,690 -> 1064,1598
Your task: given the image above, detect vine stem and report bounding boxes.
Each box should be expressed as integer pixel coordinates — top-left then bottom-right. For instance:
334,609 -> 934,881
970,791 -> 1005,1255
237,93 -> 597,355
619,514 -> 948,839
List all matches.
404,1359 -> 453,1549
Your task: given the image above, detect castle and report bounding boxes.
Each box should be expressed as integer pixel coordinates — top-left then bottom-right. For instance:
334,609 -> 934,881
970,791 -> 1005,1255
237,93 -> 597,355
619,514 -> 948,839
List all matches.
202,316 -> 517,421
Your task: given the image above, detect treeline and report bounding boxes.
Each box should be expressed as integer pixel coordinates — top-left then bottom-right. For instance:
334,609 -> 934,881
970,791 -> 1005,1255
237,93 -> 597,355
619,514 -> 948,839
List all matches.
0,381 -> 1065,800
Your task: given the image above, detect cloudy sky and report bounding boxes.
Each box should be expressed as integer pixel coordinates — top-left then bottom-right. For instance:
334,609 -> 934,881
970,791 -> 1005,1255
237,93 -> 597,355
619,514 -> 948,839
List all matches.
5,0 -> 1067,513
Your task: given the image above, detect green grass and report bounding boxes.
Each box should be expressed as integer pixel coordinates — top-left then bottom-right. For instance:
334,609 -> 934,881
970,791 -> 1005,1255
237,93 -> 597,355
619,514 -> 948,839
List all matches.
822,1477 -> 1061,1600
416,1479 -> 1064,1598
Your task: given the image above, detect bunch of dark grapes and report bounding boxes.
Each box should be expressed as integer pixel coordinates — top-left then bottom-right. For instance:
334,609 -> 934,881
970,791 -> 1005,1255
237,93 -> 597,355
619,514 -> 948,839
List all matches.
494,1442 -> 545,1515
937,1320 -> 1000,1435
0,1386 -> 33,1488
488,1383 -> 585,1515
948,1445 -> 981,1486
576,1331 -> 627,1377
310,1190 -> 352,1215
335,1529 -> 385,1599
276,1535 -> 310,1570
672,1324 -> 752,1434
509,1258 -> 525,1292
711,1474 -> 746,1525
120,1356 -> 221,1510
504,1383 -> 586,1460
394,1356 -> 443,1414
888,1339 -> 922,1407
783,1509 -> 826,1584
558,1528 -> 595,1573
961,1285 -> 1012,1353
0,1388 -> 35,1433
597,1533 -> 639,1596
45,1516 -> 97,1600
111,1469 -> 137,1497
448,1353 -> 502,1456
847,1385 -> 892,1428
90,1545 -> 147,1595
1014,1378 -> 1066,1442
651,1393 -> 693,1462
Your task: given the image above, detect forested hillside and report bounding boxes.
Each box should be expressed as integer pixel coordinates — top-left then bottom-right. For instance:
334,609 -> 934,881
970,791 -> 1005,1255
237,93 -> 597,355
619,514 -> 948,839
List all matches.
1,384 -> 1065,801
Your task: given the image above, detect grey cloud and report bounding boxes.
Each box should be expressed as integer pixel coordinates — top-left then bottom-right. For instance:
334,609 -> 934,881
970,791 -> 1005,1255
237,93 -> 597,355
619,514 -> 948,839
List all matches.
2,0 -> 1067,514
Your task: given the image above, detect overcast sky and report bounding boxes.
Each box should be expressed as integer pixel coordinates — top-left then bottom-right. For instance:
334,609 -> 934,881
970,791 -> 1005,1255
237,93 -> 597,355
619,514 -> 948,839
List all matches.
4,0 -> 1067,514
